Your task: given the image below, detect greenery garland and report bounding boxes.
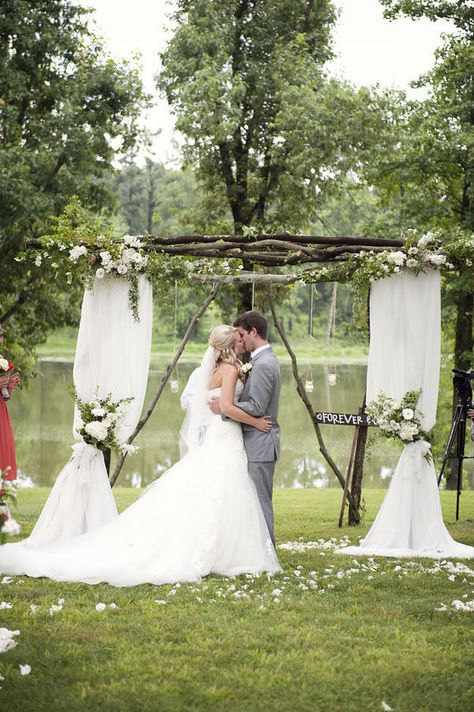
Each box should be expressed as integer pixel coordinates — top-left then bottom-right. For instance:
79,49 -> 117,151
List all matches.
15,199 -> 474,323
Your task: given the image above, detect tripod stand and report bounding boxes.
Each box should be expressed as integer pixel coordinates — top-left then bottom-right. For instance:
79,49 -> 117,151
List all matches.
437,369 -> 474,520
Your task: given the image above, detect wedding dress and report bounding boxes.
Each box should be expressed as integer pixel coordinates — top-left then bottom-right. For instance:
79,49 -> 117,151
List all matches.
0,383 -> 281,586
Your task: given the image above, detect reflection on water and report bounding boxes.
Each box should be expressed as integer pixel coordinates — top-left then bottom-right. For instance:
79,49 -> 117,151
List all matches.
10,360 -> 403,489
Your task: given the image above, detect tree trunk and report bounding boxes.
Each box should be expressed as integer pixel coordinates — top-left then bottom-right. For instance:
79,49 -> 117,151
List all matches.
349,410 -> 367,525
445,291 -> 474,489
145,159 -> 157,234
324,283 -> 337,348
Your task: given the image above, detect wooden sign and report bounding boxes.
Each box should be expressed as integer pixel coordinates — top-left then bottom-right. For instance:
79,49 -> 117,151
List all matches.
315,411 -> 376,427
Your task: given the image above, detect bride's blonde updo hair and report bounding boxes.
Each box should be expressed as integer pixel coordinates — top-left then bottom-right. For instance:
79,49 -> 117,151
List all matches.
208,325 -> 241,369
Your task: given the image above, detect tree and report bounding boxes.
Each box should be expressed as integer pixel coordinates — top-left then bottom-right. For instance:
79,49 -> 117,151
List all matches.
356,5 -> 474,486
157,0 -> 376,305
111,159 -> 199,236
379,0 -> 474,36
0,0 -> 147,375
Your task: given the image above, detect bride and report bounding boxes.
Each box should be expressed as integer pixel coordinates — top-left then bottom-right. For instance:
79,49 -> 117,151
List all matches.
0,325 -> 281,586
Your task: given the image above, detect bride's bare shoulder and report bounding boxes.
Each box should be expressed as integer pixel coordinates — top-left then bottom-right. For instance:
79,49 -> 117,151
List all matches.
217,363 -> 239,379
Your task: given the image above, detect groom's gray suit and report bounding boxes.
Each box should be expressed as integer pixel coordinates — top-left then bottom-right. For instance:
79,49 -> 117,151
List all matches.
237,346 -> 281,544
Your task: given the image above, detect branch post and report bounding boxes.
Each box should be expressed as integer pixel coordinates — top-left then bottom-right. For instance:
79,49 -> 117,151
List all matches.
268,291 -> 360,522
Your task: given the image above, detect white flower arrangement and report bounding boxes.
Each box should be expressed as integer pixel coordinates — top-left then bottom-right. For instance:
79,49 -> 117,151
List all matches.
366,389 -> 430,446
0,470 -> 20,543
75,389 -> 135,457
240,362 -> 253,379
354,231 -> 457,284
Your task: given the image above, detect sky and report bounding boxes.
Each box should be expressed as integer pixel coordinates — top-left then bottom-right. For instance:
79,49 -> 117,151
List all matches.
80,0 -> 453,164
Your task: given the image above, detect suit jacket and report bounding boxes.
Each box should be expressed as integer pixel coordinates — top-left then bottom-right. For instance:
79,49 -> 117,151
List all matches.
238,346 -> 281,462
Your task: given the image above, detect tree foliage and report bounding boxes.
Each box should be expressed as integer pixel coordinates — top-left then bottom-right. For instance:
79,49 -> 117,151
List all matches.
111,158 -> 199,236
157,0 -> 374,235
0,0 -> 147,375
379,0 -> 474,36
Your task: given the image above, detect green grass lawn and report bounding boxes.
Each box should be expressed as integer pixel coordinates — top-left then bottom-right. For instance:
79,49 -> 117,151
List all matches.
1,489 -> 473,712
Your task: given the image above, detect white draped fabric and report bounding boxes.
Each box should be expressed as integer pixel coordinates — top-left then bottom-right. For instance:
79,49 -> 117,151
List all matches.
25,276 -> 153,547
341,269 -> 474,559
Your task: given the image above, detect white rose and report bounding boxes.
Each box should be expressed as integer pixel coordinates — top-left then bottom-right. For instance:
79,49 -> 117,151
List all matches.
402,408 -> 414,420
0,358 -> 9,371
103,413 -> 116,427
95,268 -> 105,279
387,251 -> 406,266
69,245 -> 87,262
95,603 -> 107,612
427,254 -> 446,266
406,259 -> 418,268
121,248 -> 136,265
399,422 -> 419,441
408,247 -> 418,255
117,264 -> 128,275
84,420 -> 108,442
120,443 -> 137,455
418,232 -> 436,248
34,255 -> 42,267
100,251 -> 112,264
91,407 -> 106,417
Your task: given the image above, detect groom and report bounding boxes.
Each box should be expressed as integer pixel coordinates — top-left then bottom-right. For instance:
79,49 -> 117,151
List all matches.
212,310 -> 281,544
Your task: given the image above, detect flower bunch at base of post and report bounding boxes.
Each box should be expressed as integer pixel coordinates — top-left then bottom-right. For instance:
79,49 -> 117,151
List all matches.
74,389 -> 136,458
366,389 -> 431,456
0,468 -> 20,542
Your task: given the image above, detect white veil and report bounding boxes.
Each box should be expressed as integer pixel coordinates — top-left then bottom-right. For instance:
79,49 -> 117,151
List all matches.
179,345 -> 218,456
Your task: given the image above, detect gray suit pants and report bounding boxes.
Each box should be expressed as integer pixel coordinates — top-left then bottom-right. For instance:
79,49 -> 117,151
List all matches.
248,460 -> 276,545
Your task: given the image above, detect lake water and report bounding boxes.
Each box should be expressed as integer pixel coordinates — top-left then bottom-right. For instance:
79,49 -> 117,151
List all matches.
8,359 -> 406,489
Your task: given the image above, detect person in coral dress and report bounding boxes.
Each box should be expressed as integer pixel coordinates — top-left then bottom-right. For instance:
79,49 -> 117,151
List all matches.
0,325 -> 20,481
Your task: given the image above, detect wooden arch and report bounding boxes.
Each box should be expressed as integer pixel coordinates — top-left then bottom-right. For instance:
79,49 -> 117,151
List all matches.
103,231 -> 404,526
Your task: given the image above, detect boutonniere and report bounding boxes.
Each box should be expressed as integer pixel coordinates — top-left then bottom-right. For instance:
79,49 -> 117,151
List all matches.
240,362 -> 253,380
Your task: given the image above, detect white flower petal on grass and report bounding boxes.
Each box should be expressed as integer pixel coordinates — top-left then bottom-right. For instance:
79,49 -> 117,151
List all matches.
451,599 -> 474,612
0,602 -> 12,609
19,664 -> 31,676
49,604 -> 63,616
155,600 -> 167,605
381,702 -> 393,711
0,627 -> 20,653
95,603 -> 107,612
109,603 -> 118,609
30,604 -> 39,614
435,603 -> 447,612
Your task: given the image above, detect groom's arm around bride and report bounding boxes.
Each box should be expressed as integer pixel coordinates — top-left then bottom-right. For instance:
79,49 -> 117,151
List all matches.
229,311 -> 281,545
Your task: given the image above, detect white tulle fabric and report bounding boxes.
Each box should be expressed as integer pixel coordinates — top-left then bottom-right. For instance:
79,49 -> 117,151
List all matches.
179,346 -> 216,456
24,276 -> 153,547
340,269 -> 474,559
0,385 -> 281,585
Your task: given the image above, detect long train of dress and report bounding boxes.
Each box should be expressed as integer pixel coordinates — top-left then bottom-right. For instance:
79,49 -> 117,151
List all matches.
0,388 -> 281,586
